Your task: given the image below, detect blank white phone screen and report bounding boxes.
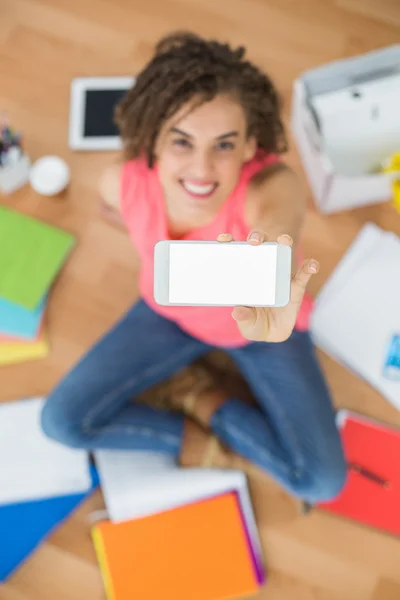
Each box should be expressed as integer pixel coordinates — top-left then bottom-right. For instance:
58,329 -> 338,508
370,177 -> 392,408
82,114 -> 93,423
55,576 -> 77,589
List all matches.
168,243 -> 277,305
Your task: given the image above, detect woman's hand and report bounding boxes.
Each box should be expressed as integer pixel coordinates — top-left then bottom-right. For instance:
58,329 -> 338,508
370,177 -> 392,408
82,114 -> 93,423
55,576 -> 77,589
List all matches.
99,197 -> 127,230
217,230 -> 319,343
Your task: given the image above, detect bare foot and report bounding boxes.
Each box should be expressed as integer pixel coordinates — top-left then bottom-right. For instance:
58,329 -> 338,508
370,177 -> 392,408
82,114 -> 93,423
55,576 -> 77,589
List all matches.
168,365 -> 226,427
180,419 -> 231,468
179,419 -> 268,481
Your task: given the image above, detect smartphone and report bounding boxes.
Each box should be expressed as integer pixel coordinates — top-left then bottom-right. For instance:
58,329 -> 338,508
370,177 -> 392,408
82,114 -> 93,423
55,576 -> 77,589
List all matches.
154,240 -> 292,307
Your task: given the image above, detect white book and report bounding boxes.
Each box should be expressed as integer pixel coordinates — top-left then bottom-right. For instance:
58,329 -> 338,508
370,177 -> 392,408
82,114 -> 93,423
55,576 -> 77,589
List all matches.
313,222 -> 384,311
311,225 -> 400,410
94,450 -> 263,572
313,223 -> 399,312
0,398 -> 91,505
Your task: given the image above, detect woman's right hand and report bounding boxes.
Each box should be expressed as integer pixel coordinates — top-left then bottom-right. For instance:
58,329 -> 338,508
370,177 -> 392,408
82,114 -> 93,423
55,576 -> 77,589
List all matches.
98,163 -> 126,230
99,197 -> 127,230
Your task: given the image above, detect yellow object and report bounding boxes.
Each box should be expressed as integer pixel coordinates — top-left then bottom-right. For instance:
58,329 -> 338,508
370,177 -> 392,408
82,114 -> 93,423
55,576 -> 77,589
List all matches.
0,332 -> 49,365
383,153 -> 400,213
92,527 -> 114,600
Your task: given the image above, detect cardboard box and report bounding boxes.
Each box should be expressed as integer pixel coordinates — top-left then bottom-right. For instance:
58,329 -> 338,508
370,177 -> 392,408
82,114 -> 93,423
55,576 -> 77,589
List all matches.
291,79 -> 397,214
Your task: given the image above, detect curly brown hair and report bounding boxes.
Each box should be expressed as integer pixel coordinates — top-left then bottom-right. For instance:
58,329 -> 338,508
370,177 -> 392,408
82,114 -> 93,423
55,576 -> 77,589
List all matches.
115,31 -> 288,167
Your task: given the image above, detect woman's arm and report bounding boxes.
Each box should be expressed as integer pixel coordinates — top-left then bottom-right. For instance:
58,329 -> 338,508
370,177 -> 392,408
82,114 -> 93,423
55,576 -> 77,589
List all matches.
98,162 -> 127,229
246,164 -> 307,254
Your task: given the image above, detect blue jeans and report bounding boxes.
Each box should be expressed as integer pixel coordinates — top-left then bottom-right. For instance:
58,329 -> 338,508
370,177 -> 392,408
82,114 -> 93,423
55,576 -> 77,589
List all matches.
41,300 -> 346,502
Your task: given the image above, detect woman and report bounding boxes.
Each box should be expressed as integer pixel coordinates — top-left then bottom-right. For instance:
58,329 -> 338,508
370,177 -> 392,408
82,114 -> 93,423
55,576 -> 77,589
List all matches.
41,32 -> 346,503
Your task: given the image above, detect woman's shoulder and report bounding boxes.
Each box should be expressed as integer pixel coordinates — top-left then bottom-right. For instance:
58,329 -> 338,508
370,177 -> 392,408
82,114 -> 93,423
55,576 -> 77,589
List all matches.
121,155 -> 149,182
246,150 -> 284,180
246,150 -> 291,198
98,162 -> 124,211
245,158 -> 300,224
121,156 -> 152,198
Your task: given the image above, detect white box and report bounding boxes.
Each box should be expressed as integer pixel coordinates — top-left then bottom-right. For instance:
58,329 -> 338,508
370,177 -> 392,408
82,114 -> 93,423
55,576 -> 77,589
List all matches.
0,153 -> 31,194
290,46 -> 400,214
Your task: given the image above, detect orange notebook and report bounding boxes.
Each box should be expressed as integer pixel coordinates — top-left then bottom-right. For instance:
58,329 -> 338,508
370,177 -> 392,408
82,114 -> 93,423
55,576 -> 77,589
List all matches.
318,410 -> 400,536
92,492 -> 260,600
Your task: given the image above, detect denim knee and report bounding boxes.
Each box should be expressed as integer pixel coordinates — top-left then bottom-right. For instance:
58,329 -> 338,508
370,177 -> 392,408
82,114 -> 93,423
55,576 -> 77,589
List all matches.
41,393 -> 88,449
292,454 -> 347,503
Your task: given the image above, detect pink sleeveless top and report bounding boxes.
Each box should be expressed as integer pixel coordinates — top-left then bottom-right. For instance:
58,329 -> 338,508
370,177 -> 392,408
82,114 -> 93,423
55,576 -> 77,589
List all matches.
120,151 -> 313,347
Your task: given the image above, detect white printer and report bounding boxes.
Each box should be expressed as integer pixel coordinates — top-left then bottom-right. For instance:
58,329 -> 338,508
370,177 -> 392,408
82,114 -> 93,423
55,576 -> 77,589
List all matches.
291,45 -> 400,214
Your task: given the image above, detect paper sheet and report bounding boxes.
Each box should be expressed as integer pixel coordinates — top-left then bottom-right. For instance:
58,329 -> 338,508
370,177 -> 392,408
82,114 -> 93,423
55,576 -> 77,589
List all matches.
94,450 -> 246,521
311,225 -> 400,410
0,398 -> 91,505
0,295 -> 45,338
0,207 -> 75,310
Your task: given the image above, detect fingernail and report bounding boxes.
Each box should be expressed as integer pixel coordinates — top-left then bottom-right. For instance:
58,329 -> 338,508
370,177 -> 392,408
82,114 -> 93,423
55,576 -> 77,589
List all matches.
281,234 -> 292,242
249,231 -> 261,243
309,261 -> 319,273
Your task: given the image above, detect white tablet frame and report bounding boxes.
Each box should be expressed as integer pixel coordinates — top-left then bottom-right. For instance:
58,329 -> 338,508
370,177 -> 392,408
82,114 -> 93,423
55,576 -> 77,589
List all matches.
68,76 -> 135,151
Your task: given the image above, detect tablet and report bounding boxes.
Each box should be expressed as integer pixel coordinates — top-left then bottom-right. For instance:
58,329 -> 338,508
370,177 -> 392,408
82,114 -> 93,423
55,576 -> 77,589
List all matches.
68,76 -> 135,151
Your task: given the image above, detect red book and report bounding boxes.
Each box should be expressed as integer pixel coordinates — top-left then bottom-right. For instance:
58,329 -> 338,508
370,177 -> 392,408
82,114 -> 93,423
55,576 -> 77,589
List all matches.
318,410 -> 400,536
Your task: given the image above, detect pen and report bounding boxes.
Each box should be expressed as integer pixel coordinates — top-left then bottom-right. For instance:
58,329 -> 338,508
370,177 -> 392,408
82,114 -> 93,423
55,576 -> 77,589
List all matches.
0,112 -> 23,169
349,462 -> 391,489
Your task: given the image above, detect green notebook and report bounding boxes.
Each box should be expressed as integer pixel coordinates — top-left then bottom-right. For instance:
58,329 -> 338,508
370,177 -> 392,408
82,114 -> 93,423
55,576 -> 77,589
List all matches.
0,207 -> 76,310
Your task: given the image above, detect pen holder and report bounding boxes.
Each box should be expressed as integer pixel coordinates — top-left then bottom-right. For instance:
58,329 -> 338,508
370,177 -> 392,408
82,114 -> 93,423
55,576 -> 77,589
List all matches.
0,153 -> 31,194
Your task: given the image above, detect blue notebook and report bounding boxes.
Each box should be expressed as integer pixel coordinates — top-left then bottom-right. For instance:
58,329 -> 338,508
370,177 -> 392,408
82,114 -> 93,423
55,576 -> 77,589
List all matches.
0,295 -> 46,338
0,465 -> 99,581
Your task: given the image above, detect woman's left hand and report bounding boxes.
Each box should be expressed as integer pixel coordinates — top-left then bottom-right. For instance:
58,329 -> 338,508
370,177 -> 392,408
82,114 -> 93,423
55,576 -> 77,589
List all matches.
217,230 -> 319,343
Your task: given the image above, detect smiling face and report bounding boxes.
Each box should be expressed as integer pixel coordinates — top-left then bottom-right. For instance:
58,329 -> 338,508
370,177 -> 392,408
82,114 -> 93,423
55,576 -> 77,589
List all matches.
154,95 -> 257,224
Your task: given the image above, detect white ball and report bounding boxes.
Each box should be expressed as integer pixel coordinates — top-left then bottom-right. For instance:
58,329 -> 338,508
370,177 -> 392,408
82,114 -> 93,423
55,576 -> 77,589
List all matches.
29,155 -> 70,196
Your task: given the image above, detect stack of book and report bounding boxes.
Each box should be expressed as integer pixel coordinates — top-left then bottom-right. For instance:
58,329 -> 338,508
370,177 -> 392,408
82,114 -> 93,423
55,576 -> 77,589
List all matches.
311,222 -> 400,410
92,451 -> 266,600
0,207 -> 75,365
0,397 -> 95,581
0,396 -> 266,597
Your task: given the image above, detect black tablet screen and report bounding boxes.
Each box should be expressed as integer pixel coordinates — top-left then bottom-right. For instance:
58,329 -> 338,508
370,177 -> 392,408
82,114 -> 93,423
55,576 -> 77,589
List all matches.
83,88 -> 128,137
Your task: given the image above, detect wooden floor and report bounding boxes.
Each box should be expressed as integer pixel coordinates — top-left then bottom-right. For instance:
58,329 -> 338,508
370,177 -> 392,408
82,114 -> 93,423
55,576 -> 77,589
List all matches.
1,0 -> 400,598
